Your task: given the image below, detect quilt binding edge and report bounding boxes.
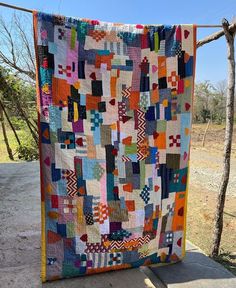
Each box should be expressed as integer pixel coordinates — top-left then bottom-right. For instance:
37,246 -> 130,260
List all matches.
33,11 -> 47,283
182,24 -> 197,258
32,12 -> 197,281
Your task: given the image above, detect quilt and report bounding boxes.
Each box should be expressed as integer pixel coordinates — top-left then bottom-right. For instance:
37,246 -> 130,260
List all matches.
33,11 -> 196,282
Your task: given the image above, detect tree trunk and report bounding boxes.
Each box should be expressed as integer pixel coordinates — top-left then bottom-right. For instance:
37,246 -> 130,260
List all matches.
0,102 -> 14,160
20,110 -> 38,145
27,117 -> 38,134
14,99 -> 38,145
0,100 -> 21,146
211,19 -> 235,257
197,22 -> 236,48
202,119 -> 211,147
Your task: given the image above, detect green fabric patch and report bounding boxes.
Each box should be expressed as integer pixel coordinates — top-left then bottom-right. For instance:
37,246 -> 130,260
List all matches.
156,120 -> 167,131
125,143 -> 137,155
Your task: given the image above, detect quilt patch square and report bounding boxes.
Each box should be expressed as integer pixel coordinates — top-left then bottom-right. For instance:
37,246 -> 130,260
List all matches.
34,11 -> 196,282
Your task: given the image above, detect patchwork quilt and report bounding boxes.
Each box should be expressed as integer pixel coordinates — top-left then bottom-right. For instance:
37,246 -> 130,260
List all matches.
33,11 -> 196,282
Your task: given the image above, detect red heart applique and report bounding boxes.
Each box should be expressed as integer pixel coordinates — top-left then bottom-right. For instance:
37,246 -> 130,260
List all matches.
109,99 -> 116,105
184,30 -> 190,39
153,131 -> 159,139
90,72 -> 96,80
44,156 -> 50,166
76,138 -> 83,146
185,102 -> 191,111
177,237 -> 182,247
80,234 -> 88,242
153,83 -> 158,90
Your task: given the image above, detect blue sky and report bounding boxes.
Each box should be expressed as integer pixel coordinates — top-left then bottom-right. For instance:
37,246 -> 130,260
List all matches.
1,0 -> 236,84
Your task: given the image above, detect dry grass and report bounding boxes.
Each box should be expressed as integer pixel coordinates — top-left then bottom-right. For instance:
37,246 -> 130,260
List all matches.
188,123 -> 236,275
191,123 -> 236,156
0,126 -> 25,162
187,183 -> 236,274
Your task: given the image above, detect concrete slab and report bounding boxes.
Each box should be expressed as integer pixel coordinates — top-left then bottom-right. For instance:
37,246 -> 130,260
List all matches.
0,263 -> 157,288
0,162 -> 158,288
150,242 -> 236,288
0,162 -> 235,288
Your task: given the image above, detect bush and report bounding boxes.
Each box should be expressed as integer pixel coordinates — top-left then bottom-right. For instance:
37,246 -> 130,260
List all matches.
16,132 -> 39,161
10,117 -> 27,130
17,144 -> 39,161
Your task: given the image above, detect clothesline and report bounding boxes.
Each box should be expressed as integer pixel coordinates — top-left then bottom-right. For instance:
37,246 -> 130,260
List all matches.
0,1 -> 224,28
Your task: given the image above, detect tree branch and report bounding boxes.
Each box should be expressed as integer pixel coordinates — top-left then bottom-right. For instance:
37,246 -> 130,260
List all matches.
14,14 -> 35,71
197,22 -> 236,48
0,14 -> 36,80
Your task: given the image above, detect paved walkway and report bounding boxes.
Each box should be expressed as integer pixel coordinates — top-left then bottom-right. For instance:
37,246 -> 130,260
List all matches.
0,162 -> 235,288
149,241 -> 236,288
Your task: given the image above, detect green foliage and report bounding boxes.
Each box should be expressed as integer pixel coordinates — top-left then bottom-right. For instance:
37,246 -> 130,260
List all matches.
10,116 -> 27,130
200,108 -> 211,123
0,125 -> 39,162
0,66 -> 36,114
0,66 -> 38,162
194,80 -> 227,124
16,134 -> 39,161
17,145 -> 38,161
12,117 -> 39,161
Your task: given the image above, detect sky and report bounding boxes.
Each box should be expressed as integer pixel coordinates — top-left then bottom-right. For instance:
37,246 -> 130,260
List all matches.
1,0 -> 236,84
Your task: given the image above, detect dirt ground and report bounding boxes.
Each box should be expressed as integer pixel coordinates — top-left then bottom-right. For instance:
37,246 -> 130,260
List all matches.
187,124 -> 236,274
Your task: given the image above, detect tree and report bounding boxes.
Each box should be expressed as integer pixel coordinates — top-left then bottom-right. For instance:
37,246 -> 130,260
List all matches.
193,80 -> 228,124
0,98 -> 14,160
211,19 -> 235,257
194,81 -> 213,123
0,12 -> 37,160
197,20 -> 236,258
0,66 -> 38,146
0,13 -> 35,81
211,81 -> 227,124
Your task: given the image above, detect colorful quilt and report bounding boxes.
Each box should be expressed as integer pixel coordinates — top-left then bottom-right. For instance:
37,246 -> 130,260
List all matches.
33,11 -> 196,282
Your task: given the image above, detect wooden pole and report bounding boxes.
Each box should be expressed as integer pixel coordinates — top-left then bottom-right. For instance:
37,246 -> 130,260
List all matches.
211,19 -> 235,257
197,22 -> 236,48
0,2 -> 33,13
0,2 -> 228,28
